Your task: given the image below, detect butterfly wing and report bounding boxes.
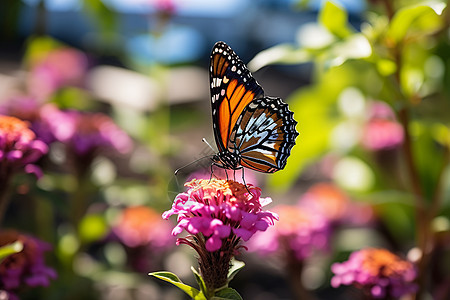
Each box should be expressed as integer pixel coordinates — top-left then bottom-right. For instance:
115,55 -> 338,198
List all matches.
209,41 -> 264,153
230,97 -> 298,173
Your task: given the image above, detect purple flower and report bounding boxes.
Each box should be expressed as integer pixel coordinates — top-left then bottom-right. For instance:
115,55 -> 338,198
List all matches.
0,230 -> 57,298
248,204 -> 330,261
331,248 -> 418,299
164,178 -> 278,291
49,110 -> 132,156
0,115 -> 48,179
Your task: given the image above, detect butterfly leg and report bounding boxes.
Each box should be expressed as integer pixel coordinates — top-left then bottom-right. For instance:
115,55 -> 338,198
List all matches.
239,168 -> 253,196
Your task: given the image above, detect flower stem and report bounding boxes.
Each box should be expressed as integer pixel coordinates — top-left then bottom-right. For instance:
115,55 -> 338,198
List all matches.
0,174 -> 12,226
398,107 -> 430,299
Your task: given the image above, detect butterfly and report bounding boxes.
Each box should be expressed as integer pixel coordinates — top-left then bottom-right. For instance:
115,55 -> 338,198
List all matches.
210,41 -> 299,173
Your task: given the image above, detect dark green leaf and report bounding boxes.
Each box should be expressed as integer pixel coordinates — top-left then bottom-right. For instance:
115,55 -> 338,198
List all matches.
213,288 -> 243,300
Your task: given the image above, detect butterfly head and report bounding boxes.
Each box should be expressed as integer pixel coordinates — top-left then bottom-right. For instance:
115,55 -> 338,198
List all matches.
212,151 -> 242,170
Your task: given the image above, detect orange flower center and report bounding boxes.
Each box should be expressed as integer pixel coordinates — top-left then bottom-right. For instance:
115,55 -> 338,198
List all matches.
360,248 -> 413,277
0,116 -> 35,143
185,179 -> 255,205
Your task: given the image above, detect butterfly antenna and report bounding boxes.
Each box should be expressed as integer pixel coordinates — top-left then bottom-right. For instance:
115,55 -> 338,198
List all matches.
174,155 -> 214,175
202,138 -> 217,153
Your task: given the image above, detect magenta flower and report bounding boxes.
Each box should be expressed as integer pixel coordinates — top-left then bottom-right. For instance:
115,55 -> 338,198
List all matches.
0,230 -> 57,299
0,115 -> 48,179
163,178 -> 277,291
248,204 -> 330,261
331,248 -> 418,299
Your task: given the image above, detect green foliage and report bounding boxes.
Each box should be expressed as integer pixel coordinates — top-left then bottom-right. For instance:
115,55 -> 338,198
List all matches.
387,4 -> 443,44
319,1 -> 353,39
150,260 -> 245,299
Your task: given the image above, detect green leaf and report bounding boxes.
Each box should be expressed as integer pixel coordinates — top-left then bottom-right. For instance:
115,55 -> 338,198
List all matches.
213,288 -> 243,300
191,267 -> 208,296
247,44 -> 310,72
319,1 -> 353,38
149,271 -> 207,300
387,4 -> 443,44
0,241 -> 23,263
227,259 -> 245,283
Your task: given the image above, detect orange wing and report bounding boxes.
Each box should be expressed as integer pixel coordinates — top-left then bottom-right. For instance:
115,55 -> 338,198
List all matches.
209,41 -> 264,152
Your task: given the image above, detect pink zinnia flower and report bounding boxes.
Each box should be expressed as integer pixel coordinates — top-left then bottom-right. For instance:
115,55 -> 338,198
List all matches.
0,115 -> 48,179
0,230 -> 57,299
248,204 -> 330,261
331,248 -> 418,299
163,179 -> 277,291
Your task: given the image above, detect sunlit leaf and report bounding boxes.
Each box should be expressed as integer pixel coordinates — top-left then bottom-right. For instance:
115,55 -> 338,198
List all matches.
319,1 -> 353,38
149,271 -> 206,300
387,4 -> 443,44
191,267 -> 208,296
268,65 -> 361,190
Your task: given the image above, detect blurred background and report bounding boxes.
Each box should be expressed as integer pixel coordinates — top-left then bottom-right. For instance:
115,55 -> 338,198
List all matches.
0,0 -> 449,299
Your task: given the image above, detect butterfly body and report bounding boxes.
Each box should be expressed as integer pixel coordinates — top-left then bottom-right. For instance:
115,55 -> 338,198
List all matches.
209,41 -> 298,173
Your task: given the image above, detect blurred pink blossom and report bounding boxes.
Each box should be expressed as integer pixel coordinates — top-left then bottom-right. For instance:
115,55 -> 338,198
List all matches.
331,248 -> 418,299
248,204 -> 330,261
27,48 -> 88,100
298,183 -> 373,225
0,115 -> 48,179
114,205 -> 173,249
44,109 -> 133,156
361,101 -> 404,151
